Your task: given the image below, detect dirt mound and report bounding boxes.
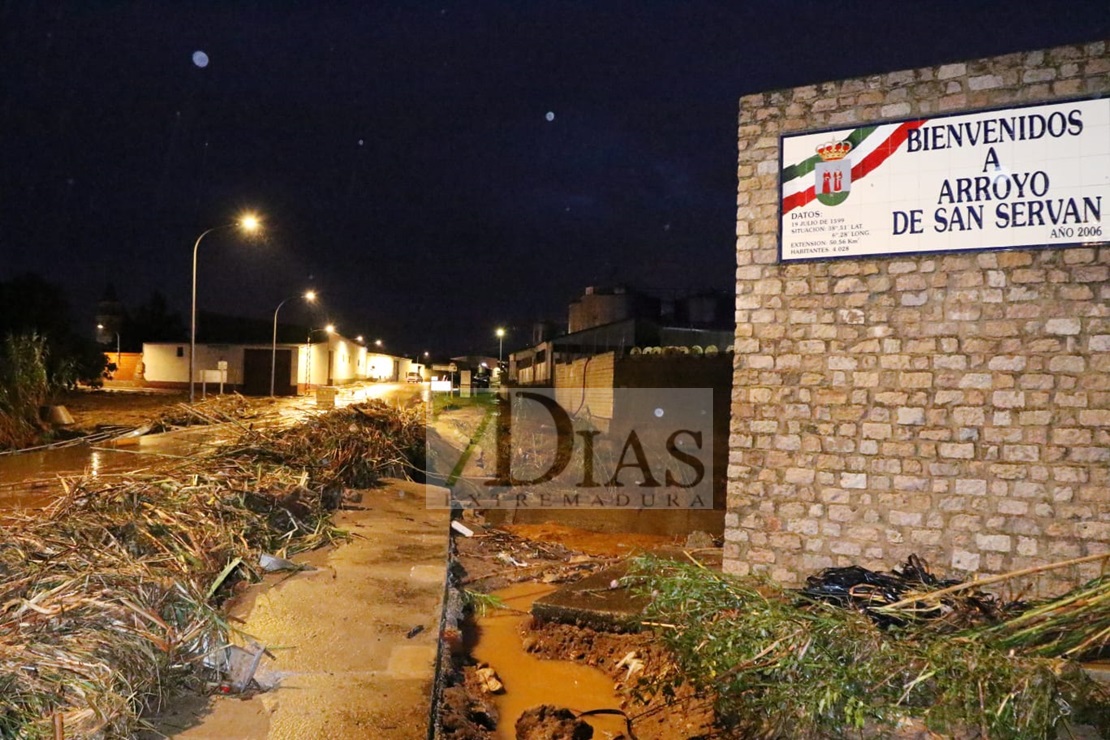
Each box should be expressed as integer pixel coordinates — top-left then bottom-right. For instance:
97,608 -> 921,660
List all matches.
514,705 -> 592,739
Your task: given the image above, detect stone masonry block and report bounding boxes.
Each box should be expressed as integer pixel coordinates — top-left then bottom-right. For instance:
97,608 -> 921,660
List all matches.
976,534 -> 1012,552
1045,318 -> 1081,335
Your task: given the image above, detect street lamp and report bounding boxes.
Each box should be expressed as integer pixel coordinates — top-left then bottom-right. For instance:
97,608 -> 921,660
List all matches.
375,339 -> 383,348
189,212 -> 261,403
496,327 -> 505,367
97,323 -> 120,366
271,290 -> 316,396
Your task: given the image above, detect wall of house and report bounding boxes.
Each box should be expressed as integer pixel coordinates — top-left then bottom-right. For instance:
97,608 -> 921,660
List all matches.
554,352 -> 616,428
364,352 -> 396,381
141,343 -> 188,386
104,352 -> 142,382
511,341 -> 554,386
728,42 -> 1109,595
143,343 -> 257,390
141,342 -> 246,388
143,337 -> 402,391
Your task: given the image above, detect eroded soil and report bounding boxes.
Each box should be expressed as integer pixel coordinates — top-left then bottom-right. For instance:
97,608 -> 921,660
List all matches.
439,518 -> 727,740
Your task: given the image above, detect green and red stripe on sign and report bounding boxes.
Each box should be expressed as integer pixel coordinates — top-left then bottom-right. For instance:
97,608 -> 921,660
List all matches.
781,119 -> 928,214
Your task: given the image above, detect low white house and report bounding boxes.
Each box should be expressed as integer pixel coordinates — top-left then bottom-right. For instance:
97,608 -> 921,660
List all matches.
142,333 -> 415,395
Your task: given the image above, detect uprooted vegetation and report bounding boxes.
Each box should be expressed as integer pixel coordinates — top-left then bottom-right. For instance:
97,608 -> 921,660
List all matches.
629,555 -> 1110,739
0,400 -> 425,739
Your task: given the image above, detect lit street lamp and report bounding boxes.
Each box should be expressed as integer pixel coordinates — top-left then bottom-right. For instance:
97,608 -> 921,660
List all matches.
271,290 -> 316,396
97,323 -> 120,366
495,327 -> 505,369
190,212 -> 261,403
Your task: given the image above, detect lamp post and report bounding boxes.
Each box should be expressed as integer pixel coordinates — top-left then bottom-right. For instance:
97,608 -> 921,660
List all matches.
190,212 -> 260,403
496,327 -> 505,376
271,290 -> 316,396
97,323 -> 120,366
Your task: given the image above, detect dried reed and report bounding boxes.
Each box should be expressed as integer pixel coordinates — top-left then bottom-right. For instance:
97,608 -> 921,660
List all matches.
0,399 -> 425,739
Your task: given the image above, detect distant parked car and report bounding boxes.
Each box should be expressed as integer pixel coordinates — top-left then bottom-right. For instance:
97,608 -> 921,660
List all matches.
405,372 -> 423,383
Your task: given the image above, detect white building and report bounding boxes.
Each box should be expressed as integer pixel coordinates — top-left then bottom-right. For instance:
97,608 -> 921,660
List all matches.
142,333 -> 418,395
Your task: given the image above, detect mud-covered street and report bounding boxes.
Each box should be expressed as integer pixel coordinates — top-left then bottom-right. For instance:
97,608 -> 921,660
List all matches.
0,384 -> 443,739
145,479 -> 448,739
3,386 -> 1109,739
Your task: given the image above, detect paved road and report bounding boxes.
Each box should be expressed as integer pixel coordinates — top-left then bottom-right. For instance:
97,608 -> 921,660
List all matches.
150,478 -> 449,739
145,388 -> 453,738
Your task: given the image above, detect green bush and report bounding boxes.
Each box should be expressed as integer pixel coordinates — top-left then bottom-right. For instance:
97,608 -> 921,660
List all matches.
0,334 -> 56,449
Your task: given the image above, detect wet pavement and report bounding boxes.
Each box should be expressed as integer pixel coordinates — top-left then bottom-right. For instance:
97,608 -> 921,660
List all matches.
0,382 -> 425,511
148,479 -> 449,739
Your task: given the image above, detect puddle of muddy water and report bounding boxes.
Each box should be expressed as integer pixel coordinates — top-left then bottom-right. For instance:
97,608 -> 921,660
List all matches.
0,431 -> 214,510
474,582 -> 628,739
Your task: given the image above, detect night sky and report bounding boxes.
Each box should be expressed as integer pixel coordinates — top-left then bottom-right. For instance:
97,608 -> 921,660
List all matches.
2,2 -> 1107,357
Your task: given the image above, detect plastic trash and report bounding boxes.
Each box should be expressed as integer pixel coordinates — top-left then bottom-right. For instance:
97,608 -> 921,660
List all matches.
259,553 -> 298,572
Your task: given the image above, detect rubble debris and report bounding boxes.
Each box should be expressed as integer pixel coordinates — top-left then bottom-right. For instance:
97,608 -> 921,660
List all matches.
496,551 -> 528,567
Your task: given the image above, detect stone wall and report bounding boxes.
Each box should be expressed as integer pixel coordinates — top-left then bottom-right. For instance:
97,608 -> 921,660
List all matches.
727,42 -> 1109,594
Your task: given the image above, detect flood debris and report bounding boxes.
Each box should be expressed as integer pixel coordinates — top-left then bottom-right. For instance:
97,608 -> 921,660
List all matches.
614,651 -> 644,681
450,520 -> 474,537
258,553 -> 300,572
220,642 -> 267,694
630,554 -> 1110,739
474,664 -> 504,694
0,400 -> 424,738
800,554 -> 1011,628
144,393 -> 261,433
972,572 -> 1110,659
